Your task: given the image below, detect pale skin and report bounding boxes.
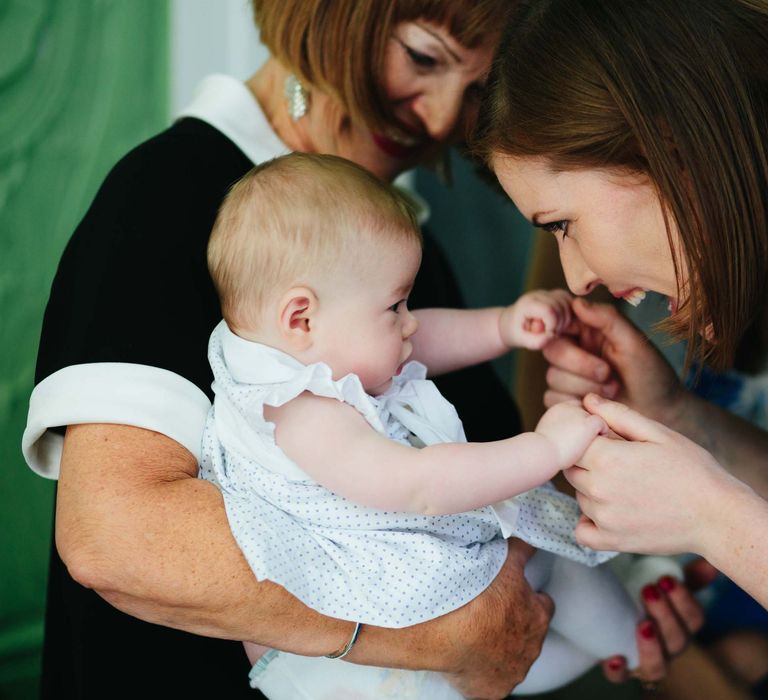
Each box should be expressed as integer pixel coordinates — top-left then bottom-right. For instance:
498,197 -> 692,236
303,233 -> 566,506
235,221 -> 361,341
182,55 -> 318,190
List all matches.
492,154 -> 768,610
258,240 -> 601,518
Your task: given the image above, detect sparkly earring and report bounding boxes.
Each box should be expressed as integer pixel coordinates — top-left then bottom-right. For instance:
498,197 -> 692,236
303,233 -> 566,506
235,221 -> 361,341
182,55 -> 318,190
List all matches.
284,74 -> 310,121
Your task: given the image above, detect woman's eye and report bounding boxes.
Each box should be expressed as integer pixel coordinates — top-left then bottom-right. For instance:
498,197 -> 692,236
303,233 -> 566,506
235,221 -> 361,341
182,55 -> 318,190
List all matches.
403,44 -> 437,68
539,220 -> 569,238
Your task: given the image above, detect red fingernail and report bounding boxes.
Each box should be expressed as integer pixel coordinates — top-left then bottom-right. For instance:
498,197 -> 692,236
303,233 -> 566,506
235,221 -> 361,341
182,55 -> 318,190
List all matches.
642,584 -> 660,602
658,575 -> 676,592
608,658 -> 625,670
640,621 -> 656,639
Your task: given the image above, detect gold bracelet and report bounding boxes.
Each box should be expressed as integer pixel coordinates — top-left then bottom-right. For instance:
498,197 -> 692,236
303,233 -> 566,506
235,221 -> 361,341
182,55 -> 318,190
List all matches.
324,622 -> 362,659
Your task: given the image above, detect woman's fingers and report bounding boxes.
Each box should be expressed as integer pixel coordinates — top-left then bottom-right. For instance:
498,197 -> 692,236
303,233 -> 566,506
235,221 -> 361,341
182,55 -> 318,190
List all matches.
582,394 -> 669,443
658,575 -> 705,636
572,510 -> 614,551
571,298 -> 640,357
602,655 -> 630,683
683,557 -> 720,592
542,335 -> 612,383
543,389 -> 580,408
546,365 -> 618,399
633,619 -> 667,683
601,621 -> 668,685
641,584 -> 688,656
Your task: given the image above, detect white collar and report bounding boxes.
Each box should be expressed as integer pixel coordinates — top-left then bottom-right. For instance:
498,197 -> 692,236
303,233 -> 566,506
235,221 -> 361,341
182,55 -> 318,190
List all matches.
218,321 -> 306,385
178,75 -> 430,224
176,74 -> 289,165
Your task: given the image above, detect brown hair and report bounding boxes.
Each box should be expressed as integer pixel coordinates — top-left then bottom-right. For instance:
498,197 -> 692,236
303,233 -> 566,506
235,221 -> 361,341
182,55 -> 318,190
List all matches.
208,153 -> 421,333
478,0 -> 768,370
252,0 -> 513,135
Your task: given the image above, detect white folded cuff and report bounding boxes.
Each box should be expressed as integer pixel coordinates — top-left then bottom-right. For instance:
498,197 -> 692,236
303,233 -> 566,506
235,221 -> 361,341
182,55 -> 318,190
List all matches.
22,363 -> 211,479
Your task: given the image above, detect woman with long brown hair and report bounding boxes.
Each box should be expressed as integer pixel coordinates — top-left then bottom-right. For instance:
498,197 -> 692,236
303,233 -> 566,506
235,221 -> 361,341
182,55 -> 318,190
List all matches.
482,0 -> 768,609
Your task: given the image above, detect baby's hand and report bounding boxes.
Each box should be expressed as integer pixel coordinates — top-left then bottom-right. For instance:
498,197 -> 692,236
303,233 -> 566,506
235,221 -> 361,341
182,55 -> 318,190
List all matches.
535,400 -> 606,468
499,289 -> 573,351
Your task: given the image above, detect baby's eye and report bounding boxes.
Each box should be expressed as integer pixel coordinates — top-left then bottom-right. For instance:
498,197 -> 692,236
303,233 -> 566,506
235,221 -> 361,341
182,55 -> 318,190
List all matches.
389,300 -> 404,313
539,220 -> 569,238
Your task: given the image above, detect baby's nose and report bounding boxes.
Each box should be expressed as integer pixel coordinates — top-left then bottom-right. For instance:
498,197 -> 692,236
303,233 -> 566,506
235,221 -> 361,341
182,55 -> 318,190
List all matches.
403,311 -> 418,338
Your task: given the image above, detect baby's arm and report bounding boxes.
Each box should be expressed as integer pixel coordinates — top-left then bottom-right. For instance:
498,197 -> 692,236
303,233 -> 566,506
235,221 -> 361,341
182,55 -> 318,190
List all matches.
412,289 -> 572,376
266,395 -> 602,515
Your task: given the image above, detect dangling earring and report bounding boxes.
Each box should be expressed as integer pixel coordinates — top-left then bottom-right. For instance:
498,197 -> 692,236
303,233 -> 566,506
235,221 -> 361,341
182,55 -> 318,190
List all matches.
284,74 -> 310,121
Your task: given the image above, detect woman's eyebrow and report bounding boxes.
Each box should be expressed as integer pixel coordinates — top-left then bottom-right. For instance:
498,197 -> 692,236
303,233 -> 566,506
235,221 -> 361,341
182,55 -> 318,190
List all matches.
415,23 -> 460,62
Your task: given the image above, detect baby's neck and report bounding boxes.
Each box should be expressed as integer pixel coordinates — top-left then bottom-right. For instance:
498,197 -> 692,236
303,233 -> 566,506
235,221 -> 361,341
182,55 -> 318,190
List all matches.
234,324 -> 314,366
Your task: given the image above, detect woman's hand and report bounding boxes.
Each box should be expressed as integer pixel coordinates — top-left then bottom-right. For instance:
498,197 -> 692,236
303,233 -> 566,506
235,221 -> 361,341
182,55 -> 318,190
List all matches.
565,394 -> 740,555
542,298 -> 684,425
602,560 -> 715,686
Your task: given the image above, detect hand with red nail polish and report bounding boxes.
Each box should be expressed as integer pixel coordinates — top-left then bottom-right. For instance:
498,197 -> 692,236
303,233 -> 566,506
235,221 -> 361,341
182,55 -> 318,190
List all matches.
602,558 -> 714,687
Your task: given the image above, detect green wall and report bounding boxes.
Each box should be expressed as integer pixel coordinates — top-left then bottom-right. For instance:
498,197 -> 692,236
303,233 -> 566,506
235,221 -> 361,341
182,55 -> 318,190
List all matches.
0,2 -> 169,695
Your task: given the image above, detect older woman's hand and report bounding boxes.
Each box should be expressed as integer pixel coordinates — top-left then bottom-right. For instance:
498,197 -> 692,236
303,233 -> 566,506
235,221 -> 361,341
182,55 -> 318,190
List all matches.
442,539 -> 554,699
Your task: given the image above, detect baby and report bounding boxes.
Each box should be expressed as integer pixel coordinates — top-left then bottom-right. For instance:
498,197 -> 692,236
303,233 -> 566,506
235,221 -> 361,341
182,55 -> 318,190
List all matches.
201,152 -> 644,699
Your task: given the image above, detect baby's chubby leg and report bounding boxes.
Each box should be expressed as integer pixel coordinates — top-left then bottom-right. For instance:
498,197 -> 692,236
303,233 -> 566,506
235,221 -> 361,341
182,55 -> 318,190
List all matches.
512,630 -> 597,696
523,551 -> 641,670
512,550 -> 640,694
512,551 -> 604,694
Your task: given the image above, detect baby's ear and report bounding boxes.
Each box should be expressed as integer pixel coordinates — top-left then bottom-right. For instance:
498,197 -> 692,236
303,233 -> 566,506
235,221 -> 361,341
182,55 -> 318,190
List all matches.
278,287 -> 317,350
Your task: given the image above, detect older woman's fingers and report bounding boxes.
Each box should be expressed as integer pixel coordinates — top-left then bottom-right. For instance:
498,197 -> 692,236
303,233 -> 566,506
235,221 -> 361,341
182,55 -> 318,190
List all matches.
542,336 -> 612,383
658,576 -> 705,634
641,585 -> 688,656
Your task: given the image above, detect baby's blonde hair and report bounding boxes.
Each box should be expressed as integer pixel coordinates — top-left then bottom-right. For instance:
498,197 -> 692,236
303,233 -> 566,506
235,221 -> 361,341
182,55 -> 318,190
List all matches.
208,152 -> 422,332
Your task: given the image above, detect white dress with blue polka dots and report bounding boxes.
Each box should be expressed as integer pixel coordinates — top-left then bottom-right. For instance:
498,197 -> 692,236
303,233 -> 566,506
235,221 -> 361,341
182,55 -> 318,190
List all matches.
200,321 -> 612,628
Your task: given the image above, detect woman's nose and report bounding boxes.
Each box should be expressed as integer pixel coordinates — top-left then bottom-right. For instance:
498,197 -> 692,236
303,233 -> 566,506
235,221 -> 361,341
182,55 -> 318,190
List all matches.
560,249 -> 600,296
412,86 -> 463,141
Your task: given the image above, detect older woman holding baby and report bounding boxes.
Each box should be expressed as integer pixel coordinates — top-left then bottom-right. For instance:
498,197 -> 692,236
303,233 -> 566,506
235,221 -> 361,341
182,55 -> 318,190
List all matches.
23,0 -> 698,697
482,0 -> 768,681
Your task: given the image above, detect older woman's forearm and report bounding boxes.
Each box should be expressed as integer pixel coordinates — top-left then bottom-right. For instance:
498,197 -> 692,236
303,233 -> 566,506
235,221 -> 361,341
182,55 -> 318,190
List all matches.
56,423 -> 352,654
56,423 -> 550,697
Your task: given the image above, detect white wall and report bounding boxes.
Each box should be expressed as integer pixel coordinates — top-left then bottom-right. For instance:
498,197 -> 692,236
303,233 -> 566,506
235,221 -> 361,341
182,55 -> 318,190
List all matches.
170,0 -> 268,115
169,0 -> 414,191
